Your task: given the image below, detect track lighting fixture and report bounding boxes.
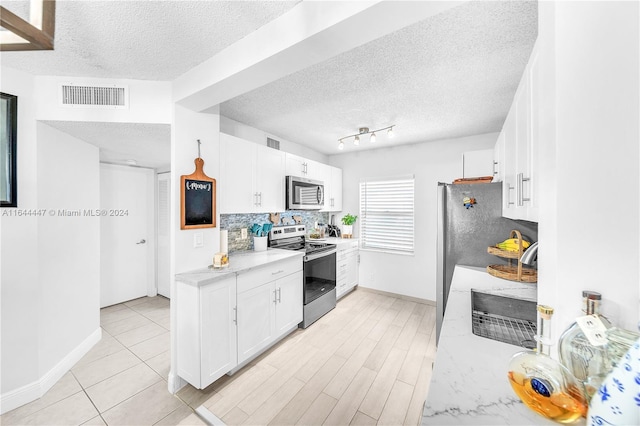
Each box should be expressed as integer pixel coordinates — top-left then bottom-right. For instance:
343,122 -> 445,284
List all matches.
337,125 -> 395,150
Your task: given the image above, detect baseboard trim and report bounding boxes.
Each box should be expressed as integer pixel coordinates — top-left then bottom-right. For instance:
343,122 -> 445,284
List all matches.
357,286 -> 436,306
167,371 -> 187,394
0,327 -> 101,415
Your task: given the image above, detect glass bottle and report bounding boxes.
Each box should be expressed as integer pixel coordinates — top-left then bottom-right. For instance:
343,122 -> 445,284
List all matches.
508,305 -> 588,423
558,291 -> 612,399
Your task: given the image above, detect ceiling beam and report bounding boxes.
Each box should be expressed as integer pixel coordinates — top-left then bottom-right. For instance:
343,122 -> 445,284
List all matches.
172,1 -> 464,113
0,0 -> 55,51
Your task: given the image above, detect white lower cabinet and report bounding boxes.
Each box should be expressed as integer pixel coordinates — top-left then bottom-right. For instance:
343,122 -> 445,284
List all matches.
336,241 -> 359,299
177,257 -> 303,389
237,281 -> 276,364
176,276 -> 237,389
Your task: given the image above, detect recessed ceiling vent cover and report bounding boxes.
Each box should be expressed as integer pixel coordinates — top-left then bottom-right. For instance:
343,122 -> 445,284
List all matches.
60,84 -> 129,109
267,137 -> 280,150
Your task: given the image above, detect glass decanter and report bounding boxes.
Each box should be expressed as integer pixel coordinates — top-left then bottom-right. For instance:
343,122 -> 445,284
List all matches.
558,291 -> 612,399
508,305 -> 588,423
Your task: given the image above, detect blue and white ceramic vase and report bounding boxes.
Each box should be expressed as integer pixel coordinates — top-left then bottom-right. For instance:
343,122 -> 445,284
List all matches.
587,337 -> 640,425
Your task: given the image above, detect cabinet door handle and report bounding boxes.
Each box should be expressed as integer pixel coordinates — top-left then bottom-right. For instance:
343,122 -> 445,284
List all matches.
254,192 -> 259,206
493,161 -> 499,176
233,307 -> 237,324
273,290 -> 278,304
272,270 -> 284,275
259,192 -> 262,206
507,184 -> 515,205
517,173 -> 531,206
277,287 -> 282,303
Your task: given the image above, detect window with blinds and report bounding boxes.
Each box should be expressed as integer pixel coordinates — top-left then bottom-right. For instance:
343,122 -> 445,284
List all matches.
359,177 -> 415,255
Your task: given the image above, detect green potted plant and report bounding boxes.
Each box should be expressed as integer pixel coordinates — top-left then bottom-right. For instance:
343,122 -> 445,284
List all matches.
341,214 -> 357,238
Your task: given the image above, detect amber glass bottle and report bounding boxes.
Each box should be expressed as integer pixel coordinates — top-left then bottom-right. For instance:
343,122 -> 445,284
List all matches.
508,305 -> 588,423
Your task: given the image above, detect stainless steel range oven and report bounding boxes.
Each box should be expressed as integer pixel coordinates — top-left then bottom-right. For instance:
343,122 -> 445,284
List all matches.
269,225 -> 337,328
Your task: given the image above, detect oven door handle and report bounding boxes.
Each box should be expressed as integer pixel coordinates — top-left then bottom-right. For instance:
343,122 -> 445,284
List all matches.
304,248 -> 337,262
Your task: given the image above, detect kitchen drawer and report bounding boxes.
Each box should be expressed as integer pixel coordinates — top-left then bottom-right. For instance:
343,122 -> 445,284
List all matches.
237,257 -> 301,294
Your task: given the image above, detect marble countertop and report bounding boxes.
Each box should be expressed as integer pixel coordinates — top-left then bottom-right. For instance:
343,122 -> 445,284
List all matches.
175,249 -> 304,287
422,265 -> 566,425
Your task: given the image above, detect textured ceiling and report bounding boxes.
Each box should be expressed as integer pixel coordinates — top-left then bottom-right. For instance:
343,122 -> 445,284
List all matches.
1,0 -> 300,80
220,0 -> 538,155
43,121 -> 171,169
1,1 -> 537,166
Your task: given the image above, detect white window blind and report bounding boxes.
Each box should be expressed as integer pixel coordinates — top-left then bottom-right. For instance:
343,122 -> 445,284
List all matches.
359,177 -> 415,254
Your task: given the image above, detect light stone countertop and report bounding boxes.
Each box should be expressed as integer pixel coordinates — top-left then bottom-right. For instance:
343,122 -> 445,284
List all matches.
175,249 -> 304,287
421,265 -> 578,425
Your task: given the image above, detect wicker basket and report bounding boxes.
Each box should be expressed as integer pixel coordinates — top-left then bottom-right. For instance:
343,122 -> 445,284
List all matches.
487,230 -> 537,283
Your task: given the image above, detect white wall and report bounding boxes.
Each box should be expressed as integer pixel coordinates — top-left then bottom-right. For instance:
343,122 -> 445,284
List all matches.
0,67 -> 41,399
220,116 -> 329,163
329,133 -> 498,301
169,104 -> 221,392
537,1 -> 640,338
36,123 -> 101,374
34,76 -> 172,124
0,67 -> 101,412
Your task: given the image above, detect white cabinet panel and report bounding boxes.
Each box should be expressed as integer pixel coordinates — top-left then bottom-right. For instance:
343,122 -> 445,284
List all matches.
274,270 -> 303,335
200,280 -> 237,387
237,282 -> 275,364
462,149 -> 494,178
336,241 -> 359,299
176,276 -> 237,389
322,167 -> 343,212
220,133 -> 285,214
499,42 -> 539,221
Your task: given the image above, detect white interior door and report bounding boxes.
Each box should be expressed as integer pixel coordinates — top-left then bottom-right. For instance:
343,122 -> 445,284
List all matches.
100,164 -> 155,307
157,172 -> 170,298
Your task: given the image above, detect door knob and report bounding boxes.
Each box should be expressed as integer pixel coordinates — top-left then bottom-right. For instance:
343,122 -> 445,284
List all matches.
136,239 -> 146,244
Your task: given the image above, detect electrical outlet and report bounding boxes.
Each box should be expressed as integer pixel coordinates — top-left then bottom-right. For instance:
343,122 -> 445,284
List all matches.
241,228 -> 248,239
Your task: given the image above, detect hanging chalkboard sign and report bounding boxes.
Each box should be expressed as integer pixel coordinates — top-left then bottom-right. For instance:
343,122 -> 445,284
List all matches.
181,158 -> 216,229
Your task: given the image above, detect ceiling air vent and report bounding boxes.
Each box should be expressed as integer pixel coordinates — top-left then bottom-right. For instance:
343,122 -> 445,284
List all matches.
60,84 -> 129,109
267,137 -> 280,150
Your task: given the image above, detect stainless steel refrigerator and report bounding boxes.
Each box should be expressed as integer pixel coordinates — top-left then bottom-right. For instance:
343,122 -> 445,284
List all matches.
436,182 -> 538,342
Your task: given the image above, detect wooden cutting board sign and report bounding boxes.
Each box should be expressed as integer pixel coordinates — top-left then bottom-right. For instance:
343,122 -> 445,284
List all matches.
181,157 -> 216,230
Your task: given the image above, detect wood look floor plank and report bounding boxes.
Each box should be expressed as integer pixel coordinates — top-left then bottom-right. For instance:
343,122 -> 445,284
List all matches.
349,411 -> 378,426
404,355 -> 436,426
194,289 -> 434,426
397,332 -> 430,386
271,355 -> 346,425
363,324 -> 403,372
377,380 -> 414,425
323,338 -> 377,399
242,377 -> 305,425
221,407 -> 249,425
394,311 -> 422,351
391,301 -> 417,328
322,368 -> 376,426
419,305 -> 437,333
204,363 -> 278,417
296,393 -> 337,426
237,349 -> 316,415
359,347 -> 408,419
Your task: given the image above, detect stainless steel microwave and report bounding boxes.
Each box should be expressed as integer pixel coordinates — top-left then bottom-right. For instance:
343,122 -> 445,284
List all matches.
286,176 -> 324,210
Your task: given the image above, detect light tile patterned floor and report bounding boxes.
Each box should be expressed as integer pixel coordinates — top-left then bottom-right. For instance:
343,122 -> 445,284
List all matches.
0,296 -> 198,426
1,289 -> 436,425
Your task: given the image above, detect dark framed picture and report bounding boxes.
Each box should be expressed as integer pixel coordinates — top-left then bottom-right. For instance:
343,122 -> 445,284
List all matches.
1,92 -> 18,208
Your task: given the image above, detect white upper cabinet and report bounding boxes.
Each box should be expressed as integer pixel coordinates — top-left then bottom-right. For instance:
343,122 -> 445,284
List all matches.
322,166 -> 343,212
462,149 -> 494,178
220,133 -> 285,214
285,153 -> 326,181
499,41 -> 539,222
